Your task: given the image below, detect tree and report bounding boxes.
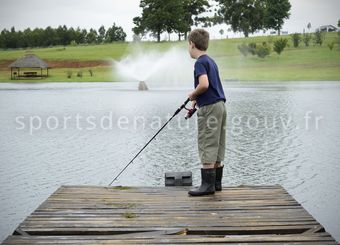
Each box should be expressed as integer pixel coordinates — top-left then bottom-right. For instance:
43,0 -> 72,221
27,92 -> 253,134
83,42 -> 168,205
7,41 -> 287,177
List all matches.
237,43 -> 249,57
0,29 -> 9,48
303,33 -> 312,47
264,0 -> 291,36
256,42 -> 271,58
81,29 -> 88,44
105,23 -> 126,42
248,42 -> 257,55
273,38 -> 288,55
132,17 -> 145,40
133,0 -> 209,42
67,27 -> 77,45
31,28 -> 44,47
98,25 -> 106,43
291,33 -> 301,48
21,28 -> 33,47
337,20 -> 340,47
43,26 -> 57,47
133,0 -> 172,42
327,42 -> 334,51
217,0 -> 266,37
163,0 -> 186,41
86,28 -> 98,44
307,22 -> 312,32
181,0 -> 210,39
56,25 -> 70,46
0,24 -> 125,49
0,33 -> 3,48
314,30 -> 325,46
76,28 -> 88,44
219,29 -> 224,38
8,27 -> 18,48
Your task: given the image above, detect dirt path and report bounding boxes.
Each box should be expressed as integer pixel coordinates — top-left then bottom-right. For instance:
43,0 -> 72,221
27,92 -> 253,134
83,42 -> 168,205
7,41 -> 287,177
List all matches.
0,60 -> 112,70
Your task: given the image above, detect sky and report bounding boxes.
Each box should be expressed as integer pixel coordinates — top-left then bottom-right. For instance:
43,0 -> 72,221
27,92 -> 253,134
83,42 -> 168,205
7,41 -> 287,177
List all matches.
0,0 -> 339,41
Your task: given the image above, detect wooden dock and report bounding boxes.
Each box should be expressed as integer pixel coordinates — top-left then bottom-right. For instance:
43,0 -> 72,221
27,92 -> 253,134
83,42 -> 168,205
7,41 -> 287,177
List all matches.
3,185 -> 338,244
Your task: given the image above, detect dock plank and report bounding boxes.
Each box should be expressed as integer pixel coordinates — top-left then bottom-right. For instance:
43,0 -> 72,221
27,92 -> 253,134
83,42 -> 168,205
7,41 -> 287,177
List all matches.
2,185 -> 338,244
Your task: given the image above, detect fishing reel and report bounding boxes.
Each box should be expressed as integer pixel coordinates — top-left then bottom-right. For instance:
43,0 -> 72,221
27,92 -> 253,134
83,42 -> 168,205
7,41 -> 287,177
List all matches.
184,106 -> 197,120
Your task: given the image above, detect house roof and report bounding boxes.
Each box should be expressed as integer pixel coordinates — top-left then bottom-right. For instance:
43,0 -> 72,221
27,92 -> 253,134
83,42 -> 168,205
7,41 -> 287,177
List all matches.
9,54 -> 50,68
318,25 -> 337,29
315,25 -> 339,32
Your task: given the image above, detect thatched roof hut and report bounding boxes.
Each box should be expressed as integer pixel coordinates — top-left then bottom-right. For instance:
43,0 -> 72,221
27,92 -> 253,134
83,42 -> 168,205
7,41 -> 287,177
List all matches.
9,54 -> 50,79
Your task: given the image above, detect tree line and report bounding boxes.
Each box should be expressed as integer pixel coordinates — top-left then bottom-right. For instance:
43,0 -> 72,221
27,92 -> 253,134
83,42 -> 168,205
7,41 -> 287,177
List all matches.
0,23 -> 126,49
1,0 -> 292,48
133,0 -> 291,41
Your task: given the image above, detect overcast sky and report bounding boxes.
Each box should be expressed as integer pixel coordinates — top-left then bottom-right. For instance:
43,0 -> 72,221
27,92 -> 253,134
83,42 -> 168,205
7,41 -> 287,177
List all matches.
0,0 -> 339,40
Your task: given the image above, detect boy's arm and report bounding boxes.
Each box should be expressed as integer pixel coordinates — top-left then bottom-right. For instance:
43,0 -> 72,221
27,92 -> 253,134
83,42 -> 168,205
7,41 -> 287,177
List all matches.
188,74 -> 209,101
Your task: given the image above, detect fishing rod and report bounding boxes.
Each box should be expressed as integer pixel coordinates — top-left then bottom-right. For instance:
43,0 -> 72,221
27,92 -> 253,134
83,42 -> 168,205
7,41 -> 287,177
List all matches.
108,98 -> 197,186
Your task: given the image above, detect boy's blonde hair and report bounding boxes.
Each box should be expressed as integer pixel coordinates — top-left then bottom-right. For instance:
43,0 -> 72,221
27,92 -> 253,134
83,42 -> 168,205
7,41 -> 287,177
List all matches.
188,29 -> 209,51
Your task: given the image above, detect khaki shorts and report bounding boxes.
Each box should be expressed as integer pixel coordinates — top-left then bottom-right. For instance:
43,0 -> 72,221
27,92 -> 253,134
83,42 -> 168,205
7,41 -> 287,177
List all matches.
197,101 -> 227,164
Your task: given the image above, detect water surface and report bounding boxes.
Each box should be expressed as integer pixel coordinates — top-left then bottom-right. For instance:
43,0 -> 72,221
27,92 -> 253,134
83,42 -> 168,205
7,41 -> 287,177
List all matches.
0,81 -> 339,242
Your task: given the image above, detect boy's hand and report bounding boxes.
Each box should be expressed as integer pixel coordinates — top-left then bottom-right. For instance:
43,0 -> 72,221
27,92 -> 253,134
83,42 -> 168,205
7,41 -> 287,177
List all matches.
192,100 -> 197,108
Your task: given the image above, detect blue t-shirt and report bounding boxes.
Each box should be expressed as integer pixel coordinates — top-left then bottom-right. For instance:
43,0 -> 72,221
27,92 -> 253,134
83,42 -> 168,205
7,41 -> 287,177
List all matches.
194,54 -> 226,107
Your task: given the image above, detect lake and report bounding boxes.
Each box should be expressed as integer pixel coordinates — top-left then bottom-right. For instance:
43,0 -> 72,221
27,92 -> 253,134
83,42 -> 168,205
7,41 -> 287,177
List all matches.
0,81 -> 339,242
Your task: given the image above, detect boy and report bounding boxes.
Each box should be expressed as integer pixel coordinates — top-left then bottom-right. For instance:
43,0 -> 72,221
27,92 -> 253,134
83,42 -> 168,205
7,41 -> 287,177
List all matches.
187,29 -> 227,196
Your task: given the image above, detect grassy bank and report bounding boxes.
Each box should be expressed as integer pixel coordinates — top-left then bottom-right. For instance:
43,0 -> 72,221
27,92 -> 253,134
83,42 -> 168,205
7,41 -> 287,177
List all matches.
0,66 -> 117,82
0,33 -> 339,82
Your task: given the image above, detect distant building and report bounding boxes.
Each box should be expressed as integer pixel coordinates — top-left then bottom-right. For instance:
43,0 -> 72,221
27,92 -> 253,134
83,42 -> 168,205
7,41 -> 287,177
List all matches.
315,25 -> 338,32
268,30 -> 288,35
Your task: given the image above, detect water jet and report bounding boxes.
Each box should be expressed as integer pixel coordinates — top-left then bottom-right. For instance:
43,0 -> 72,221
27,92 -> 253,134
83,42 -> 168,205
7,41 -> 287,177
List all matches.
114,47 -> 193,89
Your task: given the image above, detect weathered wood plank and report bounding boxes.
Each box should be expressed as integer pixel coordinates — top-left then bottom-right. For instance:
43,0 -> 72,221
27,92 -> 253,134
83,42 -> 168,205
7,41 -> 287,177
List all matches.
2,185 -> 338,244
3,234 -> 338,245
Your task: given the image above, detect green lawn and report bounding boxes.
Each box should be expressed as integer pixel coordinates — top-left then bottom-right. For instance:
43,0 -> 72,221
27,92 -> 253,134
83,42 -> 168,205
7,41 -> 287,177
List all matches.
0,42 -> 128,61
0,33 -> 339,82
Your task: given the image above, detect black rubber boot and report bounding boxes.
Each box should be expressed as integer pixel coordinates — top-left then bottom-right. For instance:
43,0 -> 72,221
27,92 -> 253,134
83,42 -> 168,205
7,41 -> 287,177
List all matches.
188,168 -> 216,196
215,166 -> 224,191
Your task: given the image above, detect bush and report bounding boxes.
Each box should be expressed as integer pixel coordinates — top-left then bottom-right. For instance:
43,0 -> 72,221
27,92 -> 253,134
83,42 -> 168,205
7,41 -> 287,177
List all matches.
238,43 -> 249,57
88,69 -> 93,77
70,40 -> 77,46
66,71 -> 72,79
314,31 -> 325,46
256,42 -> 271,58
77,70 -> 83,78
327,42 -> 334,50
273,38 -> 288,55
248,42 -> 257,55
291,33 -> 301,48
303,33 -> 312,47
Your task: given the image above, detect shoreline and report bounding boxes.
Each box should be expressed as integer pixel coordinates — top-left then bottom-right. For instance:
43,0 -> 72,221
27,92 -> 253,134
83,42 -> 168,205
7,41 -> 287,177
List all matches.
1,33 -> 339,82
1,80 -> 340,92
1,79 -> 340,84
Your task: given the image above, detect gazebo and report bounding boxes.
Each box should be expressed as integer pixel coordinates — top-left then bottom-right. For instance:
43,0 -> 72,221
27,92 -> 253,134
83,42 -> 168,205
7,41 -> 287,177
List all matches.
9,54 -> 50,80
